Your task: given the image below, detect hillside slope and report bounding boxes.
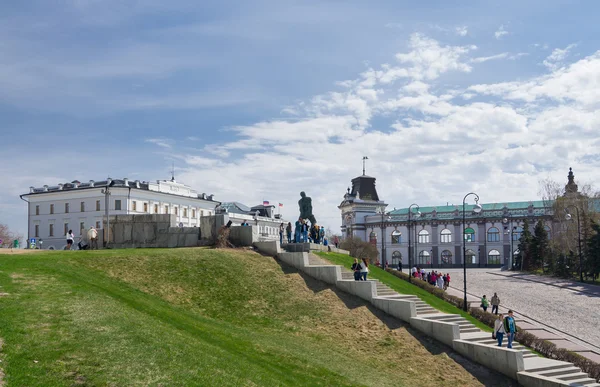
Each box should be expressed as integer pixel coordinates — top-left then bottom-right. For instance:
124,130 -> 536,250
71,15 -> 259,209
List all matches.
0,248 -> 516,386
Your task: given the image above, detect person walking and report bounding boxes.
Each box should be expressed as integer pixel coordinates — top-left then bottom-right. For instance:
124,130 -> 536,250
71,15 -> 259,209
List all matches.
333,235 -> 339,248
481,295 -> 489,312
87,226 -> 98,250
279,223 -> 284,245
295,218 -> 303,243
319,227 -> 325,245
436,273 -> 444,289
359,258 -> 369,281
301,220 -> 309,243
351,258 -> 361,281
66,229 -> 75,250
445,273 -> 450,290
494,314 -> 506,347
491,292 -> 500,315
503,310 -> 518,349
286,222 -> 292,243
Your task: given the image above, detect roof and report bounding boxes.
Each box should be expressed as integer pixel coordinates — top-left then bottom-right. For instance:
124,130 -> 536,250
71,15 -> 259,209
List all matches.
389,200 -> 549,215
219,202 -> 251,214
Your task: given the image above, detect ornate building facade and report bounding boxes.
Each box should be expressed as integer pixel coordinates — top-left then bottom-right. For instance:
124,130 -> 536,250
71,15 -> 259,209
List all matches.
337,170 -> 581,269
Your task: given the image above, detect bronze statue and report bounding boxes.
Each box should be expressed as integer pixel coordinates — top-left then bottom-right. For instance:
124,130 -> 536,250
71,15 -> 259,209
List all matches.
298,191 -> 317,225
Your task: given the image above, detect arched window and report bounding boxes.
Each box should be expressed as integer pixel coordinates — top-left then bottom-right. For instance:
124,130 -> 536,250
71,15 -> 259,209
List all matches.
418,230 -> 430,243
513,226 -> 523,241
392,251 -> 402,267
544,225 -> 551,239
440,228 -> 452,243
391,230 -> 402,244
488,249 -> 501,264
417,250 -> 430,265
369,231 -> 377,245
441,250 -> 453,264
487,227 -> 500,242
464,227 -> 475,242
466,249 -> 477,264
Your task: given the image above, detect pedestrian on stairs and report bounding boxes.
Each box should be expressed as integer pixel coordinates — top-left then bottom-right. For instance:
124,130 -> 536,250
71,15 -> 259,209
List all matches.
503,310 -> 518,349
359,258 -> 369,281
351,258 -> 361,281
279,223 -> 285,245
494,314 -> 506,347
286,222 -> 292,243
491,293 -> 500,315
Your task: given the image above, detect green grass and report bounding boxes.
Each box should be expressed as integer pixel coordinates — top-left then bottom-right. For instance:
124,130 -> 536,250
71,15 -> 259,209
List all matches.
316,252 -> 493,332
0,248 -> 501,387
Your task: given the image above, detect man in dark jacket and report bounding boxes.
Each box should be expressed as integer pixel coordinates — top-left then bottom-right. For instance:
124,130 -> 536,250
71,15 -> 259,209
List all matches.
503,310 -> 518,349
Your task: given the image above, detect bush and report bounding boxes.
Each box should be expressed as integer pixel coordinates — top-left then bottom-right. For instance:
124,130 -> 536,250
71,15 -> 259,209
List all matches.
385,269 -> 600,382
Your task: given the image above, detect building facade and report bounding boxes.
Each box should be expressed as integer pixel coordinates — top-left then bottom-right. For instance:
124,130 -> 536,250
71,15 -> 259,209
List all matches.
21,177 -> 219,250
339,173 -> 562,269
217,202 -> 288,241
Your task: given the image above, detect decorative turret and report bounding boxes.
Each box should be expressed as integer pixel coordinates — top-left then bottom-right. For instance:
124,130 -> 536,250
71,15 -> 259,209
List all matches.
564,167 -> 579,196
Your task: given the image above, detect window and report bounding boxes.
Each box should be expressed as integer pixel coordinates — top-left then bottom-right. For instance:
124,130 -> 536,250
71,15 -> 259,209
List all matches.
417,250 -> 430,265
465,249 -> 477,264
512,226 -> 523,241
49,224 -> 54,237
65,203 -> 69,213
184,208 -> 188,218
96,221 -> 101,229
35,205 -> 40,215
34,225 -> 39,237
464,227 -> 475,242
440,228 -> 452,243
441,250 -> 453,264
80,222 -> 85,233
488,249 -> 501,265
418,230 -> 430,244
154,204 -> 159,214
96,200 -> 101,211
165,205 -> 169,214
392,251 -> 402,267
200,210 -> 204,217
143,203 -> 148,213
64,223 -> 69,235
174,207 -> 178,216
132,201 -> 137,211
50,204 -> 54,214
115,200 -> 122,211
192,209 -> 196,218
369,231 -> 377,244
487,227 -> 500,242
544,225 -> 551,239
391,230 -> 401,244
80,201 -> 85,212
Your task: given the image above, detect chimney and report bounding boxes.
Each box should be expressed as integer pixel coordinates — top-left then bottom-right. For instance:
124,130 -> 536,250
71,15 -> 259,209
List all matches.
58,183 -> 63,190
73,181 -> 80,188
43,185 -> 48,192
134,180 -> 140,188
89,180 -> 95,187
123,178 -> 129,186
107,178 -> 112,186
29,186 -> 35,193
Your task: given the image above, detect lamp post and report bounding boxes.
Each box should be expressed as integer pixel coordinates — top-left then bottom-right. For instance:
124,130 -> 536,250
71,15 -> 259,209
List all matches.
101,187 -> 111,247
407,204 -> 420,282
565,206 -> 584,282
504,217 -> 518,270
462,193 -> 482,311
378,208 -> 391,269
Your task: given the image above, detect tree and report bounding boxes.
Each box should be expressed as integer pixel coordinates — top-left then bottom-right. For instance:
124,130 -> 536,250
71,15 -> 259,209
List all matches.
516,219 -> 533,271
0,223 -> 21,248
586,222 -> 600,281
339,236 -> 379,263
530,220 -> 550,272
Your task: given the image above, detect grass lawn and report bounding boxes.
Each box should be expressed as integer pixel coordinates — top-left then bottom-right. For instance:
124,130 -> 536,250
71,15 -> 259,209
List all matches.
0,248 -> 510,386
316,252 -> 493,332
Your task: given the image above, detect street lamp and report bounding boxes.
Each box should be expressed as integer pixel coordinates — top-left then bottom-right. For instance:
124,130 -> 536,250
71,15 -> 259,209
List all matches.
565,206 -> 584,282
407,204 -> 421,282
101,187 -> 111,247
504,217 -> 518,270
462,193 -> 482,311
377,208 -> 391,269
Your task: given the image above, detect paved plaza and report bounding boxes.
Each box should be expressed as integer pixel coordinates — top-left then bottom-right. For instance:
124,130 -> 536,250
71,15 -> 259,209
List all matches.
445,269 -> 600,354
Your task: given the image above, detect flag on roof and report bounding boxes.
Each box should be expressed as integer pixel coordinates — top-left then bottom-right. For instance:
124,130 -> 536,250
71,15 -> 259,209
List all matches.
263,200 -> 270,206
279,203 -> 283,207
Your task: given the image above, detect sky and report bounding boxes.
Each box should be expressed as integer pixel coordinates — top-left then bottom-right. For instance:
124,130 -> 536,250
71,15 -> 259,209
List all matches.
1,0 -> 600,238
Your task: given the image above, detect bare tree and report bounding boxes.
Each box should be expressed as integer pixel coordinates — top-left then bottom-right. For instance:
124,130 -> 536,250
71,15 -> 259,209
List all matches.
339,236 -> 379,263
0,223 -> 22,248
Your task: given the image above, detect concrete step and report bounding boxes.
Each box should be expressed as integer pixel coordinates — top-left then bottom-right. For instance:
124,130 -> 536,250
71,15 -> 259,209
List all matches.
460,328 -> 481,334
424,314 -> 461,321
523,353 -> 538,358
558,373 -> 595,382
525,361 -> 573,373
417,309 -> 438,315
539,366 -> 581,377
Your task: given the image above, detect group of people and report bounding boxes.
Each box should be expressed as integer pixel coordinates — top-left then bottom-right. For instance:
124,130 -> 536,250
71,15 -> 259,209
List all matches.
278,219 -> 339,247
480,293 -> 501,315
65,226 -> 99,250
493,310 -> 518,348
351,258 -> 370,280
410,267 -> 450,290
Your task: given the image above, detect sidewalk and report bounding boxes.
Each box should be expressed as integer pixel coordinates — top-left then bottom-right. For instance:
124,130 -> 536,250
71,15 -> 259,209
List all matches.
444,282 -> 600,363
489,272 -> 600,297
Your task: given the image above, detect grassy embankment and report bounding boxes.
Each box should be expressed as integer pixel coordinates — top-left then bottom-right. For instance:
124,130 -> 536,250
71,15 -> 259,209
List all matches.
0,248 -> 513,386
316,252 -> 493,332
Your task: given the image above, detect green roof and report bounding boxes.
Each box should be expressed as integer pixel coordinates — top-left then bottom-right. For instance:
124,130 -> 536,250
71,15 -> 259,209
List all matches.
389,200 -> 549,215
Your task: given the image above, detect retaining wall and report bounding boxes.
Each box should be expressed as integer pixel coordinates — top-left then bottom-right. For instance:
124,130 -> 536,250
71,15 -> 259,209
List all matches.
410,317 -> 460,347
453,339 -> 524,379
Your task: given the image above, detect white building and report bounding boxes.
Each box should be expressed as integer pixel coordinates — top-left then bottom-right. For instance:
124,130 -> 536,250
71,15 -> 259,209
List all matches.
20,177 -> 219,250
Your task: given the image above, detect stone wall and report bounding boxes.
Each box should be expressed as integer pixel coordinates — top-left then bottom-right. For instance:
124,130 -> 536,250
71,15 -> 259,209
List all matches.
103,214 -> 201,249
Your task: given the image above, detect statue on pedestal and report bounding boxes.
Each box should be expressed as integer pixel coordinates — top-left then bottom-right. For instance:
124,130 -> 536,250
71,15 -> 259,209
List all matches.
298,191 -> 317,225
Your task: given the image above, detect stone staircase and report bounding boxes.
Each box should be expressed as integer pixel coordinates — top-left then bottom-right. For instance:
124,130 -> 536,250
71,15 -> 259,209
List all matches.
270,243 -> 600,387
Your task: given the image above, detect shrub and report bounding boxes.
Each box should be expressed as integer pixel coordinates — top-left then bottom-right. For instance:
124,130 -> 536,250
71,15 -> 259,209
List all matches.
385,269 -> 600,382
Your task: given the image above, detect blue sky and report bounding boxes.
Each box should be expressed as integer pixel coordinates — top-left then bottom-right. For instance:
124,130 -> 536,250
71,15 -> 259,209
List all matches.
1,0 -> 600,237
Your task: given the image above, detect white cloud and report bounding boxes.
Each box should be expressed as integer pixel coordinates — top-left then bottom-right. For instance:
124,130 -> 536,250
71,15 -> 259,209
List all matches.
471,53 -> 509,63
494,25 -> 508,39
543,43 -> 577,70
455,26 -> 468,37
146,138 -> 173,149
